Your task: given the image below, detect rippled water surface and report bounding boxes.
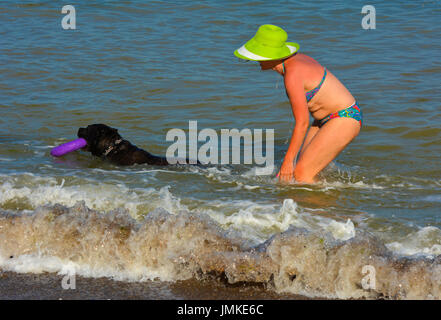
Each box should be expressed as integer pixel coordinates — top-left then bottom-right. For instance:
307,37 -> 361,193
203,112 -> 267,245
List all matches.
0,1 -> 440,299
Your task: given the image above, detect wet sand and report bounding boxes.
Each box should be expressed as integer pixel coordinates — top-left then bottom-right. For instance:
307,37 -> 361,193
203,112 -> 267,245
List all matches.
0,270 -> 309,300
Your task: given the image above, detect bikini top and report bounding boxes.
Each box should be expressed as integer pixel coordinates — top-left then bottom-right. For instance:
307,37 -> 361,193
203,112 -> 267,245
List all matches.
282,63 -> 327,102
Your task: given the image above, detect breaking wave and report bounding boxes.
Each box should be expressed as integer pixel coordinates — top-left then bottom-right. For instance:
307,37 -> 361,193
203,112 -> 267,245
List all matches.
1,202 -> 440,299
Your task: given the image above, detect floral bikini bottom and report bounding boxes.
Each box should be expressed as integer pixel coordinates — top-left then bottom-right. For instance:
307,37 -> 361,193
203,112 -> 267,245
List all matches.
315,102 -> 363,128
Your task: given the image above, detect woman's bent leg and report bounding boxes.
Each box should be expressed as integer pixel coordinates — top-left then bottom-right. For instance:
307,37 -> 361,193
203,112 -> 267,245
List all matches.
294,117 -> 361,183
298,121 -> 320,160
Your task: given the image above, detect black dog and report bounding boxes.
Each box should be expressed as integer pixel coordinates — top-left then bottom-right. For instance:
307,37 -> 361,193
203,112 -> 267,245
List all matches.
77,124 -> 173,166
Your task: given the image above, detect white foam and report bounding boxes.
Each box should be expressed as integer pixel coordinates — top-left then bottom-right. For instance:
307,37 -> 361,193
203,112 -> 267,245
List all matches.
386,226 -> 441,257
1,201 -> 440,299
0,254 -> 69,274
0,172 -> 439,259
227,181 -> 261,191
0,174 -> 186,218
0,253 -> 175,282
325,219 -> 356,241
318,180 -> 385,191
241,166 -> 276,177
201,198 -> 358,245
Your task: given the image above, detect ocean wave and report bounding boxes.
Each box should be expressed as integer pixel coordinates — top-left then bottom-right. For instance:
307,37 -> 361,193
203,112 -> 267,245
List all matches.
1,173 -> 440,257
386,227 -> 441,257
0,202 -> 440,299
0,174 -> 185,218
0,173 -> 356,244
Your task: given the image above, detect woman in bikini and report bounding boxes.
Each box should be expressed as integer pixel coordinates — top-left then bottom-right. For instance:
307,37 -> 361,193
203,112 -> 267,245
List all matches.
234,24 -> 363,184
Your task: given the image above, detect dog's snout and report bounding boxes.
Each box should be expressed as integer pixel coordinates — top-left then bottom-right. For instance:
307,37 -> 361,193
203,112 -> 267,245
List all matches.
77,127 -> 86,138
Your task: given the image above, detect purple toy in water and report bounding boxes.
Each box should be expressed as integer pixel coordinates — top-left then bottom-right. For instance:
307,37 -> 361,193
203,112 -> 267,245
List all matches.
50,138 -> 87,157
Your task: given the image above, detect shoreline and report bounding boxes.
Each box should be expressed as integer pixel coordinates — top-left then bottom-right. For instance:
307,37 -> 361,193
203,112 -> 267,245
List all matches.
0,270 -> 311,300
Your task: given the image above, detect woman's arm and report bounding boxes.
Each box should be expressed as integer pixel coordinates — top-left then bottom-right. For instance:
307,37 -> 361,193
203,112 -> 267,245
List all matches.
277,67 -> 310,182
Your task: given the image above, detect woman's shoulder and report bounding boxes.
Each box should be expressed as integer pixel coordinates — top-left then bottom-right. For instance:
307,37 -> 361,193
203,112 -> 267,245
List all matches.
291,53 -> 321,68
287,54 -> 323,77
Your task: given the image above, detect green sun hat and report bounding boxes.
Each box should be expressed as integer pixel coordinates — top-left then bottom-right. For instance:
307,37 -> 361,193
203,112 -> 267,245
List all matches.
234,24 -> 299,61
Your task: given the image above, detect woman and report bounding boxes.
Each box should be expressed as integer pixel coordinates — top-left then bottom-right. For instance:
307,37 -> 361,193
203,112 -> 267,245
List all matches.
234,24 -> 363,184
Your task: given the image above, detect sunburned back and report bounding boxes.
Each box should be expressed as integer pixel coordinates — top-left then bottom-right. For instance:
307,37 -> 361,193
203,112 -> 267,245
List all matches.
287,53 -> 356,120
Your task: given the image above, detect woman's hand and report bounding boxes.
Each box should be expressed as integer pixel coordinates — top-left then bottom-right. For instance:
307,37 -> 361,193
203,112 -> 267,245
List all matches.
276,159 -> 295,182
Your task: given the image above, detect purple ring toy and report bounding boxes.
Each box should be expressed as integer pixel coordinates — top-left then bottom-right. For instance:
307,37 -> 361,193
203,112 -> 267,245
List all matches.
50,138 -> 87,157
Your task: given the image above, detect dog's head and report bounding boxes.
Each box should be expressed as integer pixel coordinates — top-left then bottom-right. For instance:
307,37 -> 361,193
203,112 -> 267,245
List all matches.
77,124 -> 123,157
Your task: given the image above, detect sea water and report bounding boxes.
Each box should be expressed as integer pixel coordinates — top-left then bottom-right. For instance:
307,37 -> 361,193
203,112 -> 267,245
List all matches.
0,1 -> 440,299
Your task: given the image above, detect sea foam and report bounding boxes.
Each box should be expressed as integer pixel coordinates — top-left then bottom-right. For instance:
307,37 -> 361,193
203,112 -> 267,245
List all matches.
0,202 -> 440,299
